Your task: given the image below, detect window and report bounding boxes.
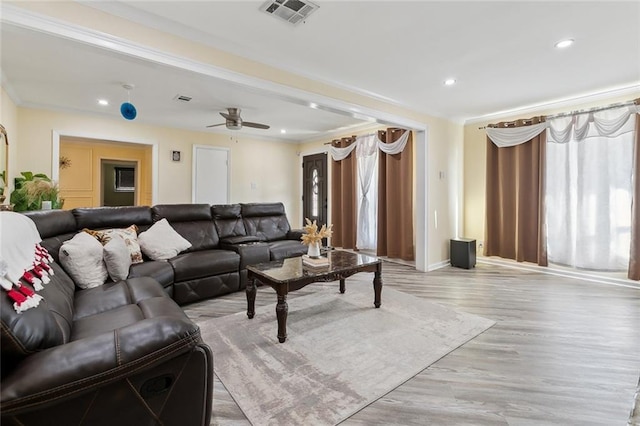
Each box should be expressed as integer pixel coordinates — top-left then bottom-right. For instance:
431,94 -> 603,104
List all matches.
114,167 -> 135,192
311,168 -> 319,217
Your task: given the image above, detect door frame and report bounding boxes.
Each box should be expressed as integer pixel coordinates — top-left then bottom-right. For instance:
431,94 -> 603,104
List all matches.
301,152 -> 328,228
299,146 -> 331,232
52,130 -> 159,204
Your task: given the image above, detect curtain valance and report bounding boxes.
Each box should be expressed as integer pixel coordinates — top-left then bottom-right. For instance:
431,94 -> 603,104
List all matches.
486,104 -> 640,147
330,129 -> 410,160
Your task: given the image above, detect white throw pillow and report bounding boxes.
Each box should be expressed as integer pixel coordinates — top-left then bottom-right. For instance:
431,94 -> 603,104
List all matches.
138,218 -> 192,260
59,232 -> 108,289
103,235 -> 132,282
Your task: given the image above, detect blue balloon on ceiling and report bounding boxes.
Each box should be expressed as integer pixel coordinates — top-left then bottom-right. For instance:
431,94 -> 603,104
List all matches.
120,102 -> 137,120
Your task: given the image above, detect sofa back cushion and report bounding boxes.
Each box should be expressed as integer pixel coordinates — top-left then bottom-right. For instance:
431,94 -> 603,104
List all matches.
241,203 -> 291,242
212,204 -> 248,239
23,210 -> 77,263
152,204 -> 219,251
73,206 -> 153,232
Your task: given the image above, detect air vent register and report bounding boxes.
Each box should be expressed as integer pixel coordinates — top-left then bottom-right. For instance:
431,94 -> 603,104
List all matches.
260,0 -> 319,26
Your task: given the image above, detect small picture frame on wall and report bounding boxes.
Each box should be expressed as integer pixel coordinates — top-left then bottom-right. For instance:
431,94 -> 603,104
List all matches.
171,150 -> 181,162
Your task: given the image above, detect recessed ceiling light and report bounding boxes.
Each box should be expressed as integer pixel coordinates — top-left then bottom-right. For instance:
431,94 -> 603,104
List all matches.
554,39 -> 574,49
280,129 -> 287,134
444,79 -> 456,86
97,99 -> 109,106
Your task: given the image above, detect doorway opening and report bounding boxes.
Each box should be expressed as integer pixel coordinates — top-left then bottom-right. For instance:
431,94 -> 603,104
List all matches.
101,160 -> 137,206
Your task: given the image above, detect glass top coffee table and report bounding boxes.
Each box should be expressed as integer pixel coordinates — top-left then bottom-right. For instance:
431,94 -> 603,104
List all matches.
246,250 -> 382,343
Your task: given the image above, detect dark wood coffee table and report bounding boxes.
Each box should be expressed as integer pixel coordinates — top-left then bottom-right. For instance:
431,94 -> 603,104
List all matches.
246,250 -> 382,343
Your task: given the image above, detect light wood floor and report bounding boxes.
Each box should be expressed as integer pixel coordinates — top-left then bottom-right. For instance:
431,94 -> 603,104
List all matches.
183,262 -> 640,426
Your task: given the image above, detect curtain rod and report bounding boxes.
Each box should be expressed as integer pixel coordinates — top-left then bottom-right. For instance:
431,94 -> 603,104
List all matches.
323,128 -> 408,144
478,98 -> 638,129
545,99 -> 637,120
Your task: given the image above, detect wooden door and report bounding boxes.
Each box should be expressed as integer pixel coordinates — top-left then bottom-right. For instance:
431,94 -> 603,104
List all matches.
302,153 -> 328,227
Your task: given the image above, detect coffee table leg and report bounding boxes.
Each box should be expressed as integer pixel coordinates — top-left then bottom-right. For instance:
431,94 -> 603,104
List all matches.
339,278 -> 345,294
246,278 -> 257,319
276,293 -> 288,343
373,266 -> 382,308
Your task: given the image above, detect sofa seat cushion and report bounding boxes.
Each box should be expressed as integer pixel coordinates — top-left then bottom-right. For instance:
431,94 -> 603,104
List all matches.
71,304 -> 145,341
168,250 -> 239,282
268,240 -> 308,261
73,277 -> 168,320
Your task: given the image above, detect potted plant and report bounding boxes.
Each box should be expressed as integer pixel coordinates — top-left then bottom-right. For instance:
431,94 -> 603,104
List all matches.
10,171 -> 64,212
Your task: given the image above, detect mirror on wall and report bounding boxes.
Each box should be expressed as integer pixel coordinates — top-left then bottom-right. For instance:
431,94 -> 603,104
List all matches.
0,124 -> 7,205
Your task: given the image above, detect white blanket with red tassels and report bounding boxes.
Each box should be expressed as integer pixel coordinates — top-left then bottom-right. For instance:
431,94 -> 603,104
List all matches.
0,212 -> 54,313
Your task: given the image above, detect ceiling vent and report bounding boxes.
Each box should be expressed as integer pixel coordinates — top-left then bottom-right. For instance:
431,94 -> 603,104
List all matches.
174,94 -> 192,102
260,0 -> 319,26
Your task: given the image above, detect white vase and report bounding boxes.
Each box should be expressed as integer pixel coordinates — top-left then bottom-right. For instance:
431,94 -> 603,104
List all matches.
307,242 -> 321,258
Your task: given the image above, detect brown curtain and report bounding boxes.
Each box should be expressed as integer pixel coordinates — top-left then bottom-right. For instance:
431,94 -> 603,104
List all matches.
330,136 -> 357,249
377,129 -> 414,260
484,118 -> 547,265
629,106 -> 640,280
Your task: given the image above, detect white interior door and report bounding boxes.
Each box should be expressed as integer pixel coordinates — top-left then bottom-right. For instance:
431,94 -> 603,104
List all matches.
192,145 -> 229,204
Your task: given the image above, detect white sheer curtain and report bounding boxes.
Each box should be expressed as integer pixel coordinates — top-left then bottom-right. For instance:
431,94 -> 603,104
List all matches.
356,134 -> 378,250
545,106 -> 637,271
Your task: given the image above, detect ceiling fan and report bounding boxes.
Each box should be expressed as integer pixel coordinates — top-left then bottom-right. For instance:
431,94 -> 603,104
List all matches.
206,108 -> 270,130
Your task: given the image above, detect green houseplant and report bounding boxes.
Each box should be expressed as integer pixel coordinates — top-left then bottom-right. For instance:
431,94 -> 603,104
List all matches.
10,171 -> 64,212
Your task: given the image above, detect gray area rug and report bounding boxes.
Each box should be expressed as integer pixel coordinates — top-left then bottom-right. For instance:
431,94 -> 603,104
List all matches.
199,284 -> 495,426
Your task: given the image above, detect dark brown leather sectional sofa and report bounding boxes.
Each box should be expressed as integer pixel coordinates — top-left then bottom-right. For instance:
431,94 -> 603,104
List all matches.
0,202 -> 306,425
26,202 -> 307,305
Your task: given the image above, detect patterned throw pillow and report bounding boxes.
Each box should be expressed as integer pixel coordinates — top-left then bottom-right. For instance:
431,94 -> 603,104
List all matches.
83,225 -> 143,264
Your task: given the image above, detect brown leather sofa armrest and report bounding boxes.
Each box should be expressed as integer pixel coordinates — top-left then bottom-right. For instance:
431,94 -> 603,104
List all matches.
287,229 -> 304,240
0,317 -> 201,414
220,235 -> 260,245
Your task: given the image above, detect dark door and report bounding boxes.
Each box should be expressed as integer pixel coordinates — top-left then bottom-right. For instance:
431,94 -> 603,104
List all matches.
302,153 -> 328,228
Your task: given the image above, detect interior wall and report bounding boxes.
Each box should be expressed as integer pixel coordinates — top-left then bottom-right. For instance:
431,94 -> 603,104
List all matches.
15,107 -> 301,221
462,93 -> 640,249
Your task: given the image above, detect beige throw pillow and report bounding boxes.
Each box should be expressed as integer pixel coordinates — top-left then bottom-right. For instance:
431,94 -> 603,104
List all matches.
59,232 -> 108,289
103,235 -> 132,282
84,225 -> 143,264
138,218 -> 192,260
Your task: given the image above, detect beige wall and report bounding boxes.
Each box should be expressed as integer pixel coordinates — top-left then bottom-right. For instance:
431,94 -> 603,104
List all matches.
462,93 -> 640,249
15,107 -> 301,222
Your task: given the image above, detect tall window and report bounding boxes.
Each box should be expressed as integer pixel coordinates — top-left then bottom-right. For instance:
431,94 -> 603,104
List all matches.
546,108 -> 635,271
311,168 -> 319,217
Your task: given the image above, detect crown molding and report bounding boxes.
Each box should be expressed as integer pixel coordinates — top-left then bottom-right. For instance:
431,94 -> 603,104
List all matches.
464,83 -> 640,125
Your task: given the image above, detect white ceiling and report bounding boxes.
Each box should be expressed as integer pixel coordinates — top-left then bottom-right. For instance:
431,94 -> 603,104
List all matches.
2,1 -> 639,142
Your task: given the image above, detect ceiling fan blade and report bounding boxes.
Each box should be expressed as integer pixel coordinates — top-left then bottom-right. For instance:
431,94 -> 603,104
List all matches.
242,121 -> 270,129
219,112 -> 232,120
206,123 -> 226,128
